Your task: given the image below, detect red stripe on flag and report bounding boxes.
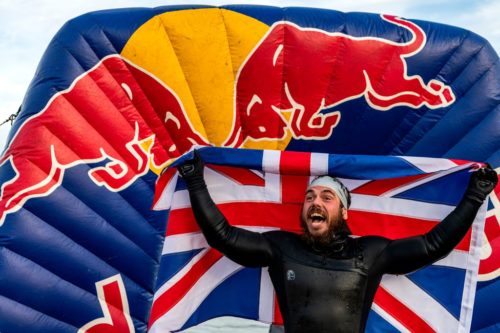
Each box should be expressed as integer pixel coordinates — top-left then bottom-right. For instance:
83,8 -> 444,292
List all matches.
281,175 -> 309,204
208,164 -> 265,186
153,168 -> 176,207
148,248 -> 223,328
351,174 -> 430,196
279,151 -> 311,204
374,287 -> 436,333
273,293 -> 283,325
450,159 -> 478,166
279,150 -> 311,175
348,210 -> 471,251
166,203 -> 471,251
166,202 -> 303,236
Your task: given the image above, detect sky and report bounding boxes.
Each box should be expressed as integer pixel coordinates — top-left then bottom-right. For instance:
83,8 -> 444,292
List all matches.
0,0 -> 498,151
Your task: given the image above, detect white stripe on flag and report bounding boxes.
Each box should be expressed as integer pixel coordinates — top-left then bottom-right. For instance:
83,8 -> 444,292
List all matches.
258,267 -> 275,323
262,150 -> 281,174
154,172 -> 178,210
170,169 -> 282,210
162,232 -> 208,255
434,250 -> 469,269
169,189 -> 190,209
150,257 -> 243,333
382,163 -> 473,197
371,302 -> 411,333
351,194 -> 454,221
340,178 -> 372,191
400,156 -> 459,173
458,203 -> 486,333
380,275 -> 459,333
153,249 -> 208,302
310,152 -> 329,175
162,227 -> 279,255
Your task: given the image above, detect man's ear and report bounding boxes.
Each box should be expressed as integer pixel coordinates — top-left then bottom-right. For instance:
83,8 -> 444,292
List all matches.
342,207 -> 348,220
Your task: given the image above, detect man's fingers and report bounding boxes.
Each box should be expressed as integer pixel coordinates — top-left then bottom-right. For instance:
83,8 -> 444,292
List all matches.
179,164 -> 195,174
479,166 -> 498,184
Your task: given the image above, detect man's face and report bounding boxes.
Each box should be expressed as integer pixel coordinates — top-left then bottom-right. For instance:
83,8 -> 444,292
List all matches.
301,186 -> 348,238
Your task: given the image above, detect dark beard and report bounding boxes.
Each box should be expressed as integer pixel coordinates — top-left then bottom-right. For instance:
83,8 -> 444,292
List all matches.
301,216 -> 351,249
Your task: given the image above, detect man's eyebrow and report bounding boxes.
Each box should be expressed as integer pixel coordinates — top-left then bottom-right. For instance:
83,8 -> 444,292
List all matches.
321,189 -> 336,195
304,189 -> 336,195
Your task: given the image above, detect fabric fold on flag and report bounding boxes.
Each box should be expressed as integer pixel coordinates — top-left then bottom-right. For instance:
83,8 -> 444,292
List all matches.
150,147 -> 487,333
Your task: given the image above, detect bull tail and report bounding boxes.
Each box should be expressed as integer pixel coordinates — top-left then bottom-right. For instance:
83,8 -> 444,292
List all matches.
382,14 -> 426,55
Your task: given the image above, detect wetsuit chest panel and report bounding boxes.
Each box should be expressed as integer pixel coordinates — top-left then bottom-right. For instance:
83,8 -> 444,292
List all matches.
279,260 -> 368,333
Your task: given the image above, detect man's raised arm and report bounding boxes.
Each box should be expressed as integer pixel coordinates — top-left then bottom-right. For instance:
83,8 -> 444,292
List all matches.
177,150 -> 274,267
380,166 -> 498,275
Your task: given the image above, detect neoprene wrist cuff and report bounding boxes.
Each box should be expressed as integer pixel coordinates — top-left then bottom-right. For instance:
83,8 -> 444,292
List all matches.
464,189 -> 486,204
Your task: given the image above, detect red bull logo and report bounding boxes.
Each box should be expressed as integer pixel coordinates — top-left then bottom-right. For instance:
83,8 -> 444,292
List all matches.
0,12 -> 457,225
224,14 -> 455,147
0,55 -> 207,224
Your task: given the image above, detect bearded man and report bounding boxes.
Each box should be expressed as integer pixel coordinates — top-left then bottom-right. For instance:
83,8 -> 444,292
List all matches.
177,151 -> 497,333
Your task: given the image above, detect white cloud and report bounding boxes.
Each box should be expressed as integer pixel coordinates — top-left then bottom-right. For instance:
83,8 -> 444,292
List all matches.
452,0 -> 500,49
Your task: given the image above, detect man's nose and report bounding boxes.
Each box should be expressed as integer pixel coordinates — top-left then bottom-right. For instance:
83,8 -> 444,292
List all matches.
312,196 -> 322,205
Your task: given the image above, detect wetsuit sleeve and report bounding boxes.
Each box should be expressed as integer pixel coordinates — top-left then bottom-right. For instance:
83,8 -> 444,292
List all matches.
186,180 -> 275,267
380,196 -> 482,275
177,152 -> 274,267
377,167 -> 497,275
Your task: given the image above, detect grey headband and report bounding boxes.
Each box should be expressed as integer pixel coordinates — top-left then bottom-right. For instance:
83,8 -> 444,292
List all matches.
307,176 -> 350,209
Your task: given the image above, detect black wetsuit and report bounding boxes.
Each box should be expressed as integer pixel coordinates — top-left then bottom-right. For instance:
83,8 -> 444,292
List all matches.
184,177 -> 483,333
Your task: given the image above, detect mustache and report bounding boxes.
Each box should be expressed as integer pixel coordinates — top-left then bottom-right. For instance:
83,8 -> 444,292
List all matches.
308,206 -> 325,215
307,206 -> 328,220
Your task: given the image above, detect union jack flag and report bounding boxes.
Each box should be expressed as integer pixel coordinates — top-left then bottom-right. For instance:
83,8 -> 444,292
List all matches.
150,147 -> 487,333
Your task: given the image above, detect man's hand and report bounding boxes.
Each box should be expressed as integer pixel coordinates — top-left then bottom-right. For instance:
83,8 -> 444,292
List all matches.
465,165 -> 498,203
177,150 -> 204,181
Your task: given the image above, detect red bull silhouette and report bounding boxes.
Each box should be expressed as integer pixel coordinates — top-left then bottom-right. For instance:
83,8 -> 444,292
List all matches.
224,14 -> 456,148
78,274 -> 134,333
0,55 -> 207,225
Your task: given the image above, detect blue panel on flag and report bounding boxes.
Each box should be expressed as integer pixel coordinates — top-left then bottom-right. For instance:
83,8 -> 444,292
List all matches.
407,265 -> 465,318
175,177 -> 188,191
365,309 -> 399,333
476,277 -> 497,289
327,154 -> 426,179
156,249 -> 204,289
487,198 -> 493,211
179,267 -> 261,331
199,147 -> 264,171
394,169 -> 470,205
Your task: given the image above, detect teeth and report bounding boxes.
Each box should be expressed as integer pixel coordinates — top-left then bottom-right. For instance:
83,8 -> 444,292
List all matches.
310,213 -> 325,219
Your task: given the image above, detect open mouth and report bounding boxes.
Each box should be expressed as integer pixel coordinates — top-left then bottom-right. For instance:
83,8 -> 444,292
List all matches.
308,209 -> 326,223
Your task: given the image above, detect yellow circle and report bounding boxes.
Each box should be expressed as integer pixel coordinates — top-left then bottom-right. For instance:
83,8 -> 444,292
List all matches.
122,8 -> 293,160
